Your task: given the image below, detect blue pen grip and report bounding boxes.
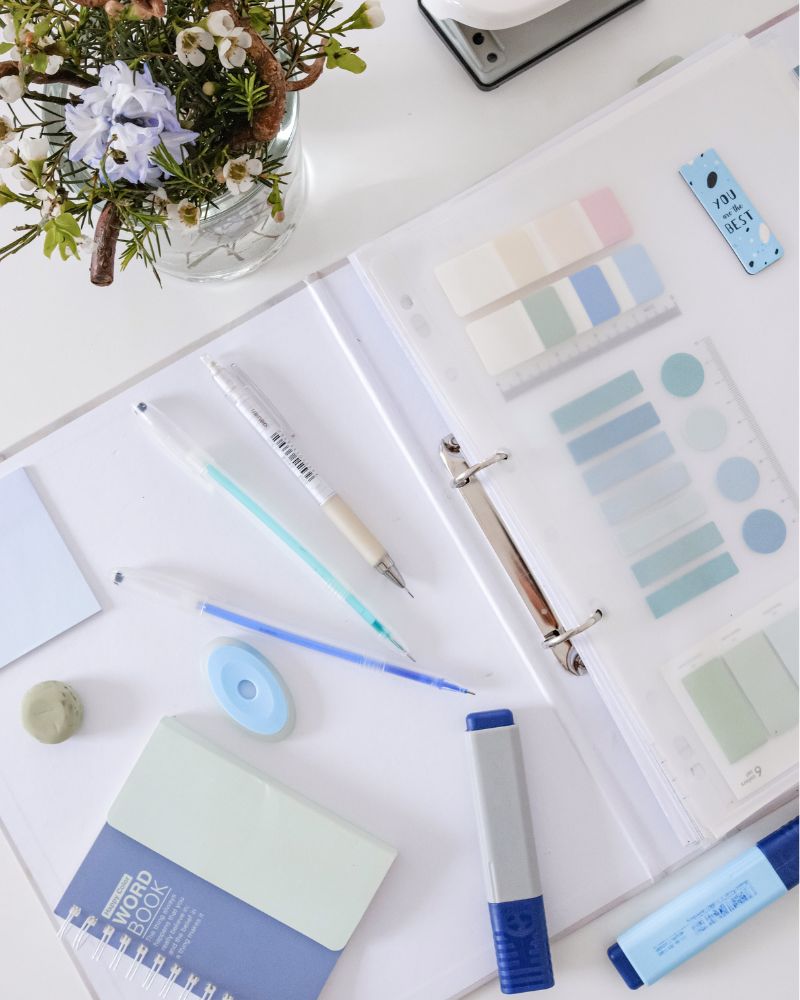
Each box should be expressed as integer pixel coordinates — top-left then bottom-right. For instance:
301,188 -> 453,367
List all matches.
489,897 -> 554,994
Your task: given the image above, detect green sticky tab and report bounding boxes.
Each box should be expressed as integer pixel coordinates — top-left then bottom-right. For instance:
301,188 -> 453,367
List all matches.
683,657 -> 769,763
725,633 -> 798,736
522,287 -> 575,349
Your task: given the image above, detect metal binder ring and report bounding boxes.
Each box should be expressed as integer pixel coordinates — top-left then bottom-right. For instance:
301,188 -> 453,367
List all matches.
450,451 -> 509,488
542,609 -> 603,648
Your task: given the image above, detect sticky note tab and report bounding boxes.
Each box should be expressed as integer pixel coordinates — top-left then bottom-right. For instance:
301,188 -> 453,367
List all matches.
679,149 -> 783,274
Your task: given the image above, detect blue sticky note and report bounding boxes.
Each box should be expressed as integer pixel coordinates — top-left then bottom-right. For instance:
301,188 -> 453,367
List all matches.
679,149 -> 783,274
0,468 -> 100,668
569,265 -> 620,325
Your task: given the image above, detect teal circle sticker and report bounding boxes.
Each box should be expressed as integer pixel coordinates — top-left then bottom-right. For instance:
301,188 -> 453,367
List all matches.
661,353 -> 705,397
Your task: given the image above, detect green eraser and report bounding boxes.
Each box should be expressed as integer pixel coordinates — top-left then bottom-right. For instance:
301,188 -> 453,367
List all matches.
21,681 -> 84,744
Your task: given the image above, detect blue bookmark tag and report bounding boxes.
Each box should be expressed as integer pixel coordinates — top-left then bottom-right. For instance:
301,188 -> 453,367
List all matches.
679,149 -> 783,274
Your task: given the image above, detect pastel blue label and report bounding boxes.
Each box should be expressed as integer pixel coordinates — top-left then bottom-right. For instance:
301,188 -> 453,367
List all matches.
570,265 -> 620,325
600,462 -> 690,525
612,245 -> 664,304
618,847 -> 787,985
552,371 -> 643,434
646,552 -> 738,618
716,457 -> 760,501
583,432 -> 674,495
568,403 -> 660,464
742,509 -> 787,554
679,149 -> 784,274
661,353 -> 705,397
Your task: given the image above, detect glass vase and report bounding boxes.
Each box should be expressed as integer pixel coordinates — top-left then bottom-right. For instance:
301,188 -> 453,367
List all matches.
157,92 -> 305,282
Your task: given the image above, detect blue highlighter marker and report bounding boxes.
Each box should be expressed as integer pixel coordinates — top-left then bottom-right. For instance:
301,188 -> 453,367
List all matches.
465,710 -> 554,993
609,816 -> 799,989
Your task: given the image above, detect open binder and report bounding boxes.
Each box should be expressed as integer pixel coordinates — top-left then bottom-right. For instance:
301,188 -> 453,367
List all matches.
337,32 -> 799,848
0,23 -> 796,1000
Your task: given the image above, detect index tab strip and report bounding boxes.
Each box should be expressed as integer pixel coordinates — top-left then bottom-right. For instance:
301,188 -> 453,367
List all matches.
435,188 -> 631,316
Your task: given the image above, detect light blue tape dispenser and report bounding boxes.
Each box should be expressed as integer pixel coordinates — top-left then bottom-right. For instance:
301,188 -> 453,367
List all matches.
207,639 -> 295,739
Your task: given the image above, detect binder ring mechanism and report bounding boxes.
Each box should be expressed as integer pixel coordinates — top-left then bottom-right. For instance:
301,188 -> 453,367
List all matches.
440,435 -> 603,676
542,610 -> 603,648
450,450 -> 508,488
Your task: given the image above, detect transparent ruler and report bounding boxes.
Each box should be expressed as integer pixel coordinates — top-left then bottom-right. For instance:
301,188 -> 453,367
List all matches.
498,293 -> 681,400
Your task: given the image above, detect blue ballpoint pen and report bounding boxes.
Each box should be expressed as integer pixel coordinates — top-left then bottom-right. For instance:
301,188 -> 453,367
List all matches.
113,568 -> 474,695
134,401 -> 413,660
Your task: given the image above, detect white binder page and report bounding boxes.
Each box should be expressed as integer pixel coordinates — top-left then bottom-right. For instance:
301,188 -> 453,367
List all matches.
0,280 -> 670,1000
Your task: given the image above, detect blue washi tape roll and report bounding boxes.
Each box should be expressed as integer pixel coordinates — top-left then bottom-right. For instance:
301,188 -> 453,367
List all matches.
207,639 -> 295,739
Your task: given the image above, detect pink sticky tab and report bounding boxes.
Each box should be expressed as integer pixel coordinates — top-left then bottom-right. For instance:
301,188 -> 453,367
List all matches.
580,188 -> 632,247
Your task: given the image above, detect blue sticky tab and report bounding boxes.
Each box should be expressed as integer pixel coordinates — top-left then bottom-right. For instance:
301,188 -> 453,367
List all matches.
679,149 -> 783,274
488,896 -> 554,993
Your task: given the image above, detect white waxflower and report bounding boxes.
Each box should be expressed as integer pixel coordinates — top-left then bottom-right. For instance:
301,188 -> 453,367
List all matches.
205,10 -> 235,36
5,163 -> 36,192
349,1 -> 385,28
167,198 -> 201,232
0,74 -> 24,103
45,54 -> 64,75
19,134 -> 49,162
1,20 -> 22,60
0,114 -> 15,144
0,145 -> 16,168
176,26 -> 214,66
150,186 -> 170,212
37,189 -> 62,219
221,154 -> 261,194
217,27 -> 251,69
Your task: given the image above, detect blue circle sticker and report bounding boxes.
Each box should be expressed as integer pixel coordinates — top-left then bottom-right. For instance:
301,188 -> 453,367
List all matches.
661,353 -> 705,397
716,457 -> 760,502
742,509 -> 787,554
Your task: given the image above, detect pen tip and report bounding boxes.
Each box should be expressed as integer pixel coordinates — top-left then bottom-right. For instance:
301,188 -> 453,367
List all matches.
406,589 -> 415,599
200,354 -> 217,372
466,690 -> 476,696
136,402 -> 147,413
113,571 -> 124,585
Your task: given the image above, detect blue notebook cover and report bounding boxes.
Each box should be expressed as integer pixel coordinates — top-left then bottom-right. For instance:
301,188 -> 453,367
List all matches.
56,823 -> 340,1000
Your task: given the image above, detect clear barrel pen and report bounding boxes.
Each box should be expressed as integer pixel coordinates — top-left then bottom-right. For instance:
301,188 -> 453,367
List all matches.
133,401 -> 412,660
113,568 -> 473,695
200,356 -> 412,596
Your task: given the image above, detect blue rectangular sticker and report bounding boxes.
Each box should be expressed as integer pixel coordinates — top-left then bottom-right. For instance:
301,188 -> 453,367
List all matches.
679,149 -> 783,274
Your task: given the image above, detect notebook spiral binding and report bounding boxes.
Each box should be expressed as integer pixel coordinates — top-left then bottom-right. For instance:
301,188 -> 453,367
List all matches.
440,435 -> 602,676
57,905 -> 234,1000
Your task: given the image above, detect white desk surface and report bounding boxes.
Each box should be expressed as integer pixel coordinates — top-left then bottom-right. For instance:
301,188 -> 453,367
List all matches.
0,1 -> 797,998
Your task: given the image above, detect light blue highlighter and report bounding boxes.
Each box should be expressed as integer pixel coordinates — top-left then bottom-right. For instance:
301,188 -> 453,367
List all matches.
207,639 -> 295,739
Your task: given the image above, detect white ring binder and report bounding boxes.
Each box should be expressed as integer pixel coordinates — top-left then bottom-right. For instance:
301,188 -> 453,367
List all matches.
56,913 -> 231,999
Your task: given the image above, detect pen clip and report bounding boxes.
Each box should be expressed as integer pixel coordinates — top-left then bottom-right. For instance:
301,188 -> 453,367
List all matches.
228,364 -> 296,439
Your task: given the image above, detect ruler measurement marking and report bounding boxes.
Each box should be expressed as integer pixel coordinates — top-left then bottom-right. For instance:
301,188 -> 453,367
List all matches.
499,295 -> 681,400
701,336 -> 798,511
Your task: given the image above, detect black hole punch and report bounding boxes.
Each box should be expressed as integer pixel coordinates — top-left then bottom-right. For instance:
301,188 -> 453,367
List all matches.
487,52 -> 498,63
472,32 -> 485,45
706,171 -> 718,189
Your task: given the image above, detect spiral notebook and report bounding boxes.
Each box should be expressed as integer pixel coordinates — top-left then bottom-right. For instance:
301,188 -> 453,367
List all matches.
55,718 -> 396,1000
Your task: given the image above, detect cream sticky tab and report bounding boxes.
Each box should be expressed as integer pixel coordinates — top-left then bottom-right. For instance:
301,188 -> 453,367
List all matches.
435,188 -> 631,316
